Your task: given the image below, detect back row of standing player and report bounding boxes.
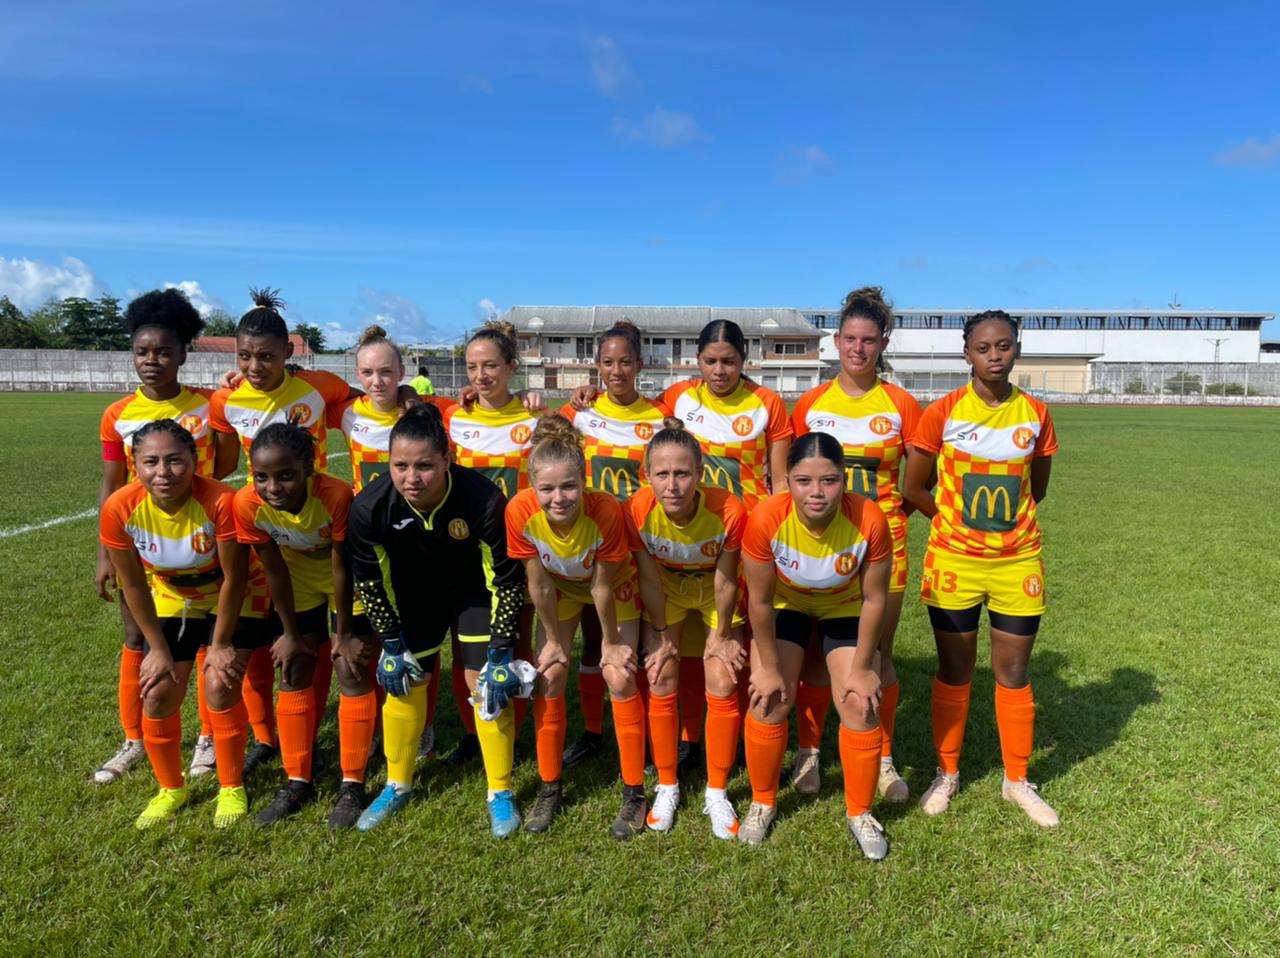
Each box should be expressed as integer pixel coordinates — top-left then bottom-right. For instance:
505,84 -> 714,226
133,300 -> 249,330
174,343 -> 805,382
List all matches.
94,284 -> 1060,854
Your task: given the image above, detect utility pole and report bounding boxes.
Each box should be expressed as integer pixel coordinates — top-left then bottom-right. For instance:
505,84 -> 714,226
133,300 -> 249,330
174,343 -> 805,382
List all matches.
1205,337 -> 1227,395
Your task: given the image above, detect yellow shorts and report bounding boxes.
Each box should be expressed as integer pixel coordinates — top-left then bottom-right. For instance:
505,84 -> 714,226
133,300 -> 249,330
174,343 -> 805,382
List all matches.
887,511 -> 908,594
776,589 -> 862,622
553,575 -> 642,624
645,571 -> 746,641
920,547 -> 1046,617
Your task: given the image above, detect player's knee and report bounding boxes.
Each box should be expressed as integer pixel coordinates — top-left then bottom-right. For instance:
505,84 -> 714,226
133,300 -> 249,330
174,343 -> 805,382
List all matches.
334,657 -> 370,695
649,664 -> 678,697
601,665 -> 634,697
537,666 -> 567,698
703,658 -> 736,698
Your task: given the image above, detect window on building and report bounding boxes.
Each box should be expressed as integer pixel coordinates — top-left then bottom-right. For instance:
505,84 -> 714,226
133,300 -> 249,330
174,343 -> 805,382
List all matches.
763,375 -> 779,389
795,375 -> 813,389
547,336 -> 569,343
773,342 -> 807,355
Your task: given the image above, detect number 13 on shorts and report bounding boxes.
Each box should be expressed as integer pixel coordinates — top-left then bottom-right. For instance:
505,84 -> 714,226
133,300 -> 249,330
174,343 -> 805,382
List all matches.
921,547 -> 1047,617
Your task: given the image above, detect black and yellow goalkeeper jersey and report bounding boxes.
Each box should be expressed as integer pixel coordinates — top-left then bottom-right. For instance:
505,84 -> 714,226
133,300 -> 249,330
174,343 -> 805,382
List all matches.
347,464 -> 525,650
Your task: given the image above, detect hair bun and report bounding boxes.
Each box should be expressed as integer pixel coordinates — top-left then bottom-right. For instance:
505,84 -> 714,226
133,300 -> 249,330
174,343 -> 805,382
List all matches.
248,286 -> 286,312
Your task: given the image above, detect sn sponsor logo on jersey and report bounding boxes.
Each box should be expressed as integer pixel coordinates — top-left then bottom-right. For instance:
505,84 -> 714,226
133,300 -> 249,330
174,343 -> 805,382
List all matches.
811,417 -> 837,429
510,424 -> 533,444
684,412 -> 704,424
459,428 -> 483,441
237,416 -> 262,429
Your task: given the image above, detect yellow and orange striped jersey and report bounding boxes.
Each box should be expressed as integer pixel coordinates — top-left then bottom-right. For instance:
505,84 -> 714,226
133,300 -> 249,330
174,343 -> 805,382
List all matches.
329,395 -> 458,493
445,397 -> 539,499
626,486 -> 746,576
912,383 -> 1059,559
791,378 -> 921,515
210,369 -> 351,473
560,394 -> 668,502
741,492 -> 890,617
233,474 -> 351,612
661,378 -> 792,509
100,386 -> 217,480
99,475 -> 238,618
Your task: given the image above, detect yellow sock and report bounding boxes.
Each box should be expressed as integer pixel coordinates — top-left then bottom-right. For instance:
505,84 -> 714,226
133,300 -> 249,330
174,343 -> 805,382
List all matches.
474,702 -> 515,794
383,683 -> 428,789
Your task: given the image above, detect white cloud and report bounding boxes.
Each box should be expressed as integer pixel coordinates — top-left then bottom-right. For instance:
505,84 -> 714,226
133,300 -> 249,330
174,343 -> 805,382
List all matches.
583,35 -> 635,98
476,297 -> 502,323
327,288 -> 439,349
1215,134 -> 1280,168
0,255 -> 98,309
611,107 -> 709,149
774,145 -> 837,185
163,280 -> 226,318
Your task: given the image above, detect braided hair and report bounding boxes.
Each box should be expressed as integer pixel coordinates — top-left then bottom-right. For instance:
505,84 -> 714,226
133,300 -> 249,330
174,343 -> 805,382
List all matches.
237,287 -> 289,342
250,422 -> 316,471
133,418 -> 197,461
963,309 -> 1020,344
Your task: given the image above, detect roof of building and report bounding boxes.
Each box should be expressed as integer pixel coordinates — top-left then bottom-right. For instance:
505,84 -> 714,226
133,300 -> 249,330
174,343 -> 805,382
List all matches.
192,334 -> 313,356
801,307 -> 1274,320
503,306 -> 823,338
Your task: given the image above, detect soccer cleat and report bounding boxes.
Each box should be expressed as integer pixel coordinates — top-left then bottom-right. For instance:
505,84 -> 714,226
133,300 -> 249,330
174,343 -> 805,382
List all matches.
488,789 -> 522,838
847,812 -> 890,861
646,783 -> 680,832
188,735 -> 217,779
1002,777 -> 1060,827
328,781 -> 366,831
523,781 -> 563,834
610,784 -> 647,841
878,756 -> 909,803
356,784 -> 412,832
702,791 -> 740,840
134,786 -> 190,830
791,747 -> 821,795
443,733 -> 480,767
562,731 -> 605,768
677,740 -> 703,779
919,769 -> 960,816
737,802 -> 777,845
243,741 -> 279,777
254,779 -> 316,827
416,723 -> 436,763
93,739 -> 146,785
213,786 -> 249,829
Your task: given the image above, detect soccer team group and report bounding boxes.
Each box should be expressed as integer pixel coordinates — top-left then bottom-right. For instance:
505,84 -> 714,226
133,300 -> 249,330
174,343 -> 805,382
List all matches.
92,284 -> 1060,860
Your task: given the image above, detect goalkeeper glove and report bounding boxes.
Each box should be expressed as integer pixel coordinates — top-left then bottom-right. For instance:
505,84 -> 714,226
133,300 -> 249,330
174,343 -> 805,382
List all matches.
474,647 -> 523,722
376,635 -> 425,698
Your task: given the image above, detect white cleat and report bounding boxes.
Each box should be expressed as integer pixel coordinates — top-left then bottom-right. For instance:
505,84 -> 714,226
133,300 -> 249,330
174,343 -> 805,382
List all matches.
647,783 -> 680,832
847,812 -> 889,861
702,790 -> 740,840
1002,777 -> 1060,827
790,747 -> 821,795
877,756 -> 909,803
736,801 -> 778,845
188,735 -> 217,779
92,739 -> 146,785
919,768 -> 960,816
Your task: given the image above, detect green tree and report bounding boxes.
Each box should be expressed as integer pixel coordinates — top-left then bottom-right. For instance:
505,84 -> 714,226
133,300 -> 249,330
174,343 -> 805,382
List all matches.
202,309 -> 237,337
293,322 -> 326,353
28,299 -> 68,348
1123,380 -> 1147,395
1164,372 -> 1202,396
0,298 -> 47,348
59,295 -> 129,350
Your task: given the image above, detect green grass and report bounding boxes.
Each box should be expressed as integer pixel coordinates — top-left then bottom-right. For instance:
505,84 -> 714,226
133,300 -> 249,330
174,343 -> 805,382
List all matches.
2,393 -> 1279,955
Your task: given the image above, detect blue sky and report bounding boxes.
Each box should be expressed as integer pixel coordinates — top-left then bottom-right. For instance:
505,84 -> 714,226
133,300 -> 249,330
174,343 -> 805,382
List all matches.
2,0 -> 1278,345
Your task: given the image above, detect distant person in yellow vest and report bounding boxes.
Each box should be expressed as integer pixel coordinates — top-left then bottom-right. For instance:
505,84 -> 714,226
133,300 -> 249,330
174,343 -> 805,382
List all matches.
410,365 -> 435,396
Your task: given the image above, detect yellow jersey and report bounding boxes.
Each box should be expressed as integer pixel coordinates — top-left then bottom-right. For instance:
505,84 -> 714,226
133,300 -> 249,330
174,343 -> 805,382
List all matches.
444,397 -> 539,499
211,369 -> 351,473
560,393 -> 668,501
100,386 -> 217,480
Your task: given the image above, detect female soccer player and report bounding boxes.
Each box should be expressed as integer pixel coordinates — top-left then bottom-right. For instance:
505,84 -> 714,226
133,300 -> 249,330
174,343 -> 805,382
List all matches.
505,417 -> 648,840
99,420 -> 248,828
627,419 -> 748,837
903,310 -> 1061,828
790,287 -> 922,801
232,424 -> 377,829
740,433 -> 892,857
558,320 -> 668,769
93,288 -> 239,786
346,405 -> 527,838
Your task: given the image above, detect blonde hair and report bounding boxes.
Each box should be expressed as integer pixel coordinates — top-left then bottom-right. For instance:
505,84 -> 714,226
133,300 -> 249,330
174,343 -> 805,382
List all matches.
355,324 -> 402,366
528,415 -> 586,478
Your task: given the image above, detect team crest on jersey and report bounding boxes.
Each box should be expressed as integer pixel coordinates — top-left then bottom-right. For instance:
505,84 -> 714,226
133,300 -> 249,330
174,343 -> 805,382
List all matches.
870,415 -> 893,436
510,424 -> 533,444
1012,427 -> 1035,451
582,549 -> 596,570
1022,573 -> 1044,597
731,415 -> 754,437
180,414 -> 202,435
288,403 -> 313,426
700,540 -> 720,559
191,531 -> 215,555
449,518 -> 470,540
634,422 -> 654,441
834,552 -> 855,576
614,579 -> 634,602
318,524 -> 332,540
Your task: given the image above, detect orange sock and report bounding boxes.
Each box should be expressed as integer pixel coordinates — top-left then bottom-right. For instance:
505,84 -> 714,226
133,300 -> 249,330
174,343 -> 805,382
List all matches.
194,646 -> 213,737
995,682 -> 1035,781
612,693 -> 647,787
425,661 -> 441,725
119,647 -> 144,740
142,711 -> 184,790
276,689 -> 315,781
210,701 -> 248,789
839,725 -> 883,817
452,665 -> 477,735
533,695 -> 566,783
880,681 -> 900,757
678,657 -> 705,743
338,691 -> 378,783
795,681 -> 831,750
743,713 -> 788,807
647,692 -> 679,786
242,647 -> 277,747
704,693 -> 741,790
311,640 -> 333,730
931,678 -> 971,775
578,667 -> 606,735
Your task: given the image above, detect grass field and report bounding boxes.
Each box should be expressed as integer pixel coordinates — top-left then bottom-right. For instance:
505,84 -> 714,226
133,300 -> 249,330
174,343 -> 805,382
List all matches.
2,393 -> 1279,956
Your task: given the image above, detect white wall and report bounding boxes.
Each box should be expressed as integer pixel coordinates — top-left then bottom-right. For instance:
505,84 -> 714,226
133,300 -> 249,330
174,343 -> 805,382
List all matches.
882,327 -> 1259,363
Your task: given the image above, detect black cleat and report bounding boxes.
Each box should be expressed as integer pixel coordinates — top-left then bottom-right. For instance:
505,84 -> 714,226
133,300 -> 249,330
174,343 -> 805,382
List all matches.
243,741 -> 279,777
677,740 -> 703,779
610,784 -> 647,841
524,780 -> 563,834
562,731 -> 605,768
255,779 -> 316,827
443,733 -> 481,767
327,781 -> 365,832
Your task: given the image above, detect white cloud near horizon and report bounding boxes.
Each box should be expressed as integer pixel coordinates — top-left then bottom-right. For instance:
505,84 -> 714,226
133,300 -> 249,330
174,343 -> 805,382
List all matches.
774,145 -> 837,185
476,297 -> 501,323
163,280 -> 226,318
583,35 -> 635,98
0,255 -> 98,309
611,107 -> 709,149
1215,134 -> 1280,168
322,288 -> 439,349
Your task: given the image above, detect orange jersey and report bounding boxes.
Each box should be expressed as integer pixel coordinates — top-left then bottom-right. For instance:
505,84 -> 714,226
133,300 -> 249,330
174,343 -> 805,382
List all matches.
506,488 -> 640,600
742,492 -> 890,616
626,486 -> 746,574
99,475 -> 238,617
445,397 -> 539,499
210,369 -> 351,473
791,378 -> 922,516
100,386 -> 217,480
912,383 -> 1059,559
329,395 -> 457,494
560,394 -> 668,502
661,378 -> 791,509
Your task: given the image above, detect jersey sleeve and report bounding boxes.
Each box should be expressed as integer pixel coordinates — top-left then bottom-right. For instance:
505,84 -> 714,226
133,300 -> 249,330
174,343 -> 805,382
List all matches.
625,487 -> 654,536
790,384 -> 822,437
741,495 -> 786,563
859,497 -> 892,563
326,396 -> 357,431
885,383 -> 924,445
558,404 -> 577,426
209,389 -> 235,433
1033,403 -> 1059,458
911,399 -> 947,454
660,379 -> 695,412
299,369 -> 353,408
717,492 -> 748,552
347,490 -> 402,640
761,386 -> 794,442
98,487 -> 137,550
210,483 -> 240,541
504,490 -> 540,560
232,486 -> 271,544
317,477 -> 353,541
99,396 -> 128,457
476,481 -> 526,651
591,495 -> 632,563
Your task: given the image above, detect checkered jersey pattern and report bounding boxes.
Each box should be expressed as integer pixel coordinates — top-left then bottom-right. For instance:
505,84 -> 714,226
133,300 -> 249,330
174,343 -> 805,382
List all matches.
210,369 -> 351,472
562,394 -> 668,502
445,397 -> 539,499
101,386 -> 218,480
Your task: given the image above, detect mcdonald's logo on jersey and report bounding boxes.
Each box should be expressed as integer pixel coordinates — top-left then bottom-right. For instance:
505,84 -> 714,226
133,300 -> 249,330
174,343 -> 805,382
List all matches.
701,455 -> 741,495
1022,573 -> 1044,597
597,466 -> 637,499
869,415 -> 893,436
731,415 -> 754,437
844,454 -> 881,500
510,424 -> 533,444
834,552 -> 856,576
287,403 -> 313,426
634,422 -> 654,441
961,473 -> 1020,533
1011,427 -> 1035,451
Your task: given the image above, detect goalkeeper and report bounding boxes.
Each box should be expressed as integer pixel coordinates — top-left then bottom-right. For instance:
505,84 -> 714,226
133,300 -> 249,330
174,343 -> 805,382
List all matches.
347,404 -> 529,837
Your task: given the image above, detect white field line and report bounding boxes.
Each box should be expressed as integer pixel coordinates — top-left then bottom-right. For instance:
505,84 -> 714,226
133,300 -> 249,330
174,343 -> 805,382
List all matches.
0,472 -> 248,541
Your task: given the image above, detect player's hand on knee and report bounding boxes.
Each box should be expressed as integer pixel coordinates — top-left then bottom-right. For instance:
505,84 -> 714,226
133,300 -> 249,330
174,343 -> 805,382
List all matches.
376,635 -> 424,698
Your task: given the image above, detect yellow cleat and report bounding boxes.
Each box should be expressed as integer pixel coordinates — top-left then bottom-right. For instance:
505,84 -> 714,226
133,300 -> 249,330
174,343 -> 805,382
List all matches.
134,786 -> 190,830
213,786 -> 249,829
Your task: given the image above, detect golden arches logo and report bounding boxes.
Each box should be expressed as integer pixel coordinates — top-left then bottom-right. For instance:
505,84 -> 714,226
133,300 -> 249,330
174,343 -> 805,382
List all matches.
510,424 -> 533,444
191,531 -> 214,555
287,403 -> 313,426
703,463 -> 734,491
634,422 -> 654,441
1012,427 -> 1035,450
834,552 -> 855,576
597,466 -> 636,498
449,518 -> 470,540
969,485 -> 1013,523
731,415 -> 754,437
869,415 -> 893,436
1022,574 -> 1044,598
